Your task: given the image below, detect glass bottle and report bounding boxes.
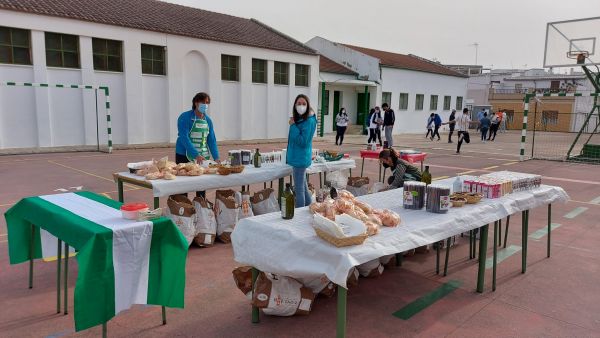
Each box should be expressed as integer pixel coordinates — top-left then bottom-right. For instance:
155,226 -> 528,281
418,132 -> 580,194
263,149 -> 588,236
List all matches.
253,148 -> 261,168
281,183 -> 295,219
421,165 -> 432,185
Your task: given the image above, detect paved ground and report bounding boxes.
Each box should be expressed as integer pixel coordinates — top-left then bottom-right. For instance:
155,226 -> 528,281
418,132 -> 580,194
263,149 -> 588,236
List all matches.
1,130 -> 600,337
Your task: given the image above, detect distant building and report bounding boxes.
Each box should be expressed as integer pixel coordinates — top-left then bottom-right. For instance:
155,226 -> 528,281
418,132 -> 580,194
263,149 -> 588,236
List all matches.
307,37 -> 468,134
445,65 -> 484,76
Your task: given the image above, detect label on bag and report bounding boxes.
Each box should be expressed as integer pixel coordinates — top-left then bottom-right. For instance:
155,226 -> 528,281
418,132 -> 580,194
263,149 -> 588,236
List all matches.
281,198 -> 286,217
440,195 -> 450,210
204,234 -> 212,244
403,191 -> 413,206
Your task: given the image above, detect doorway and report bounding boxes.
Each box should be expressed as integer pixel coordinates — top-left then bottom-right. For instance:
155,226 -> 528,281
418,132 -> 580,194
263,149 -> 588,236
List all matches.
357,92 -> 371,132
332,91 -> 341,131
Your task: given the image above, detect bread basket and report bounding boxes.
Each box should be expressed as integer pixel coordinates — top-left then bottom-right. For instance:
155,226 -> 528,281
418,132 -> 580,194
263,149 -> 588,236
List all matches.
465,193 -> 483,204
217,166 -> 232,175
229,165 -> 245,174
450,197 -> 467,208
313,227 -> 368,247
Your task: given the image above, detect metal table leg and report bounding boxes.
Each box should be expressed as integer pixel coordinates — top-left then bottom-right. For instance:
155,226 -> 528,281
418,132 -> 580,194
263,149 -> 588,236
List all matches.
444,237 -> 451,276
278,178 -> 284,206
162,306 -> 167,325
251,267 -> 260,323
503,215 -> 510,249
57,239 -> 62,313
498,219 -> 502,247
117,178 -> 124,202
336,285 -> 347,338
102,323 -> 107,338
435,242 -> 440,275
64,241 -> 68,315
476,225 -> 489,293
493,221 -> 498,291
29,225 -> 34,289
382,168 -> 387,184
154,197 -> 159,209
469,230 -> 473,259
547,204 -> 552,258
360,158 -> 365,177
395,253 -> 402,266
378,163 -> 382,183
522,210 -> 529,274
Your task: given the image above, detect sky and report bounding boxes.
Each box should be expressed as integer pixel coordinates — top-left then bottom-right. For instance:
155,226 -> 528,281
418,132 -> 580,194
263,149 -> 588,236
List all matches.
166,0 -> 599,69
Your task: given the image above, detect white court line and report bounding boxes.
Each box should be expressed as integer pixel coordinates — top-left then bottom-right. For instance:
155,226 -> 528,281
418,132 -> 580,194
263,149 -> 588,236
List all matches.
590,196 -> 600,205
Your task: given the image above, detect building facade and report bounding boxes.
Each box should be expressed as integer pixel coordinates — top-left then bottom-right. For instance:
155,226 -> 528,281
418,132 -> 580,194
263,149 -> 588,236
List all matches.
0,0 -> 319,151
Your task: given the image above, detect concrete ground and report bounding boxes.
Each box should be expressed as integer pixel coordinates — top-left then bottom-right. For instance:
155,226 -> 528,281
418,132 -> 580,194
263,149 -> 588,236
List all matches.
1,130 -> 600,337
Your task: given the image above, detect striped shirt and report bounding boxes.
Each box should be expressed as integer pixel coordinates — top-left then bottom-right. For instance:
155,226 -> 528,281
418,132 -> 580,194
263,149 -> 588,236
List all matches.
389,160 -> 422,189
455,113 -> 471,132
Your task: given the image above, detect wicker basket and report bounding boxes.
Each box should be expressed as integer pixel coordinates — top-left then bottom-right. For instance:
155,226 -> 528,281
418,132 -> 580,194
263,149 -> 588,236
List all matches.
450,198 -> 467,207
205,167 -> 218,174
217,166 -> 232,175
229,165 -> 245,174
465,193 -> 483,204
313,227 -> 368,247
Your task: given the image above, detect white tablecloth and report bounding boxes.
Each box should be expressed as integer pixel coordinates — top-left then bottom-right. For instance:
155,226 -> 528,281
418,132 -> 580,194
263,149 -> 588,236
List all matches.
231,180 -> 569,288
117,159 -> 356,197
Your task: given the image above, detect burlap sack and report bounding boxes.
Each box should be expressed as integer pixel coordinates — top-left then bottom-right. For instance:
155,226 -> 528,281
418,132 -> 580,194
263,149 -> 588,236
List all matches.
252,272 -> 315,316
357,259 -> 384,278
250,188 -> 279,215
165,195 -> 196,246
192,196 -> 217,247
215,190 -> 239,243
232,266 -> 253,299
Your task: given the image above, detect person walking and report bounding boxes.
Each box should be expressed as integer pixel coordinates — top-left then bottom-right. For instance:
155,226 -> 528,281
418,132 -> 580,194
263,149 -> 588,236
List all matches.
335,108 -> 349,146
367,107 -> 382,146
374,106 -> 384,146
382,103 -> 395,147
426,113 -> 434,139
447,109 -> 456,143
476,109 -> 485,132
500,110 -> 507,133
432,112 -> 442,141
448,108 -> 475,154
286,94 -> 317,208
480,112 -> 491,143
488,112 -> 500,141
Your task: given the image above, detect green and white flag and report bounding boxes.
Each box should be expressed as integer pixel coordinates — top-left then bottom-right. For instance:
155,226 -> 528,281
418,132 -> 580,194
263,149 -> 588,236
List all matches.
5,192 -> 187,331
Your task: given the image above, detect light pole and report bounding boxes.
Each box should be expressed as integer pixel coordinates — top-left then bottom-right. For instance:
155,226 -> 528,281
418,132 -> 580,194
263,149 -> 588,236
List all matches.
470,42 -> 479,64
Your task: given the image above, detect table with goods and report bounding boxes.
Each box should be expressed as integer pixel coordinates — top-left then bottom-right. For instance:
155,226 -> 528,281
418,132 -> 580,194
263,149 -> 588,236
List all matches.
113,149 -> 356,209
4,191 -> 188,337
231,171 -> 568,338
359,147 -> 428,181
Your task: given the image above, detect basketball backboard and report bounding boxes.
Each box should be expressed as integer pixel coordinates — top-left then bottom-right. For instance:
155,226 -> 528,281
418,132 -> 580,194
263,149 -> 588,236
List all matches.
544,17 -> 600,67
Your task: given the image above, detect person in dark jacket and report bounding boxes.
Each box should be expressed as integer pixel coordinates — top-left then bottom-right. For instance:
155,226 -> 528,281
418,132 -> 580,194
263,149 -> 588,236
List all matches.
335,108 -> 349,146
447,109 -> 456,143
382,103 -> 395,147
379,148 -> 422,189
480,112 -> 491,142
432,113 -> 442,141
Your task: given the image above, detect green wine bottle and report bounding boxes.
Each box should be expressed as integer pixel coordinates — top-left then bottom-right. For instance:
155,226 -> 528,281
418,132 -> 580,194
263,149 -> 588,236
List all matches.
253,148 -> 261,168
281,183 -> 295,219
421,165 -> 432,185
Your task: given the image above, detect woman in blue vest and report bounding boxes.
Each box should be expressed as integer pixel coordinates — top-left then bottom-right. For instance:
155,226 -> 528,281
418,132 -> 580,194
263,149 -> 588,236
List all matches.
286,94 -> 317,208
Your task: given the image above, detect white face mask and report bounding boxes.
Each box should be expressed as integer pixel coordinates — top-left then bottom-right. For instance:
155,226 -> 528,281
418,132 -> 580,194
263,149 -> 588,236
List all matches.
296,105 -> 307,115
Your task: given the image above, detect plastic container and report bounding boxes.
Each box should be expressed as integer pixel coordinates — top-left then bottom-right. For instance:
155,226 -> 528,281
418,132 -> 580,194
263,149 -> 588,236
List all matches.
120,202 -> 149,220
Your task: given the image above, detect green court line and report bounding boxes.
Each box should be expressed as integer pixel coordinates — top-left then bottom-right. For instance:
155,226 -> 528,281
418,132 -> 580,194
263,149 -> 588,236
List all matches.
564,207 -> 588,219
485,245 -> 522,269
529,223 -> 561,240
393,280 -> 461,320
590,196 -> 600,205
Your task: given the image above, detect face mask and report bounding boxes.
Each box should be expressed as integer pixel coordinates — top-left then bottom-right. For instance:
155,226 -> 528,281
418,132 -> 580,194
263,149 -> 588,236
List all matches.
296,105 -> 307,115
382,162 -> 390,169
198,103 -> 209,114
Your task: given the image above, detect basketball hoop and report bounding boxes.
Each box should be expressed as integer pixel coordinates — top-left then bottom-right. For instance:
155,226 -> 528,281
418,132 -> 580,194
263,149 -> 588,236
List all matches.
566,51 -> 589,64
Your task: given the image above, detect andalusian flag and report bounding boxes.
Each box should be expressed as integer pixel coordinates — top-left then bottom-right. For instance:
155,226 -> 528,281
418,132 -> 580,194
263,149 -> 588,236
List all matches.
5,192 -> 187,331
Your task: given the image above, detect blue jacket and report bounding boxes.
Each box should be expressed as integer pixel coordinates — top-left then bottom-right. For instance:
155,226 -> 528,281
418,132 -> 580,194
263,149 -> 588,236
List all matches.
175,109 -> 219,160
286,114 -> 317,168
434,114 -> 442,127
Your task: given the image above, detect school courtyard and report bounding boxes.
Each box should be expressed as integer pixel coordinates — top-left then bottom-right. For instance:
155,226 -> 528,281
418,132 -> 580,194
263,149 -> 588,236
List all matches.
1,130 -> 599,337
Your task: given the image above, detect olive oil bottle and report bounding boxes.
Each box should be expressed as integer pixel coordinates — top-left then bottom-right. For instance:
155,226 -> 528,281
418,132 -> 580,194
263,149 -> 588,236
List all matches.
421,165 -> 432,185
253,148 -> 261,168
281,183 -> 295,219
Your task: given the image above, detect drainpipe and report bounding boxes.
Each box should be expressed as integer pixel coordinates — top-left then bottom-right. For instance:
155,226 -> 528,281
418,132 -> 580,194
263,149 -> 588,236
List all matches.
320,82 -> 326,137
363,85 -> 369,134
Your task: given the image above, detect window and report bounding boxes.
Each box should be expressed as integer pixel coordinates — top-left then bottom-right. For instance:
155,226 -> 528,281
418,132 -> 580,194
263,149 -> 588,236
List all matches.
323,90 -> 330,115
381,92 -> 392,107
0,26 -> 31,65
141,44 -> 165,75
456,96 -> 463,111
415,94 -> 424,110
550,81 -> 560,92
295,64 -> 309,86
274,61 -> 289,85
221,54 -> 239,81
252,58 -> 267,84
430,95 -> 438,110
443,96 -> 451,110
399,93 -> 409,110
515,83 -> 523,93
505,110 -> 515,124
45,32 -> 79,68
542,111 -> 559,126
92,38 -> 122,72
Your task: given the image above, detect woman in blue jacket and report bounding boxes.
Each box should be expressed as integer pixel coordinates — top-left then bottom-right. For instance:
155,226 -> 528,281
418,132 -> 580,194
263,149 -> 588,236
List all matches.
286,94 -> 317,208
175,92 -> 220,165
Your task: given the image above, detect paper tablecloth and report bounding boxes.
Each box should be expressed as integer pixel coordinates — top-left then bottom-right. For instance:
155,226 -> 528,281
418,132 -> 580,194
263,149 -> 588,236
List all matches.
117,159 -> 356,197
231,182 -> 568,288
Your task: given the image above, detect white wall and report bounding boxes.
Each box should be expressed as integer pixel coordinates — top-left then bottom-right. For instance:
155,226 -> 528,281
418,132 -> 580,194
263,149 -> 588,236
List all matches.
0,10 -> 319,150
380,67 -> 468,134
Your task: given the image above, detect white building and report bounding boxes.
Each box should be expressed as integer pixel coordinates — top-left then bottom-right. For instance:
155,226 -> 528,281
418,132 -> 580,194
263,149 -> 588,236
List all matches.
0,0 -> 319,151
308,37 -> 468,134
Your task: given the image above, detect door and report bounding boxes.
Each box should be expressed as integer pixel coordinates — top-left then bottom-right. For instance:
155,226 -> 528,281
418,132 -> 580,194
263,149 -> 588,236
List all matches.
357,92 -> 371,133
332,91 -> 341,131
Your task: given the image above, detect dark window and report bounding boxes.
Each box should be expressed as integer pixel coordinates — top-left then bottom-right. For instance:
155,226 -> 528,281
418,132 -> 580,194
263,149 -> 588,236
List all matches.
456,96 -> 463,110
382,92 -> 392,107
443,96 -> 451,110
45,32 -> 79,68
550,81 -> 560,92
221,54 -> 239,81
415,94 -> 424,110
0,26 -> 31,65
323,90 -> 330,115
505,110 -> 515,124
141,44 -> 166,75
92,38 -> 122,72
399,93 -> 409,110
274,61 -> 289,85
542,110 -> 559,126
252,58 -> 267,83
295,64 -> 309,86
430,95 -> 438,110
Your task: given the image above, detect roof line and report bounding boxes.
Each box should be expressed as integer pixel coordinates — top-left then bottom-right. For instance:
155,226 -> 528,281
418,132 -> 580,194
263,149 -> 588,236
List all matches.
250,18 -> 317,55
